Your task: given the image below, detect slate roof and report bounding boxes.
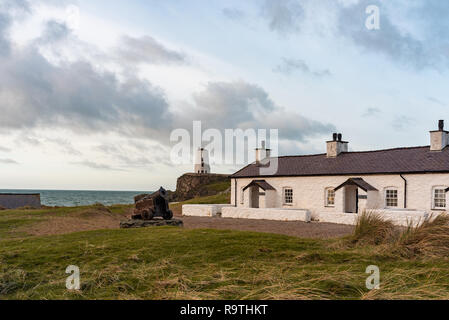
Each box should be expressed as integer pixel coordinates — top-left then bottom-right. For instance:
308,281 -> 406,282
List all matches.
242,180 -> 276,191
230,146 -> 449,178
334,178 -> 378,192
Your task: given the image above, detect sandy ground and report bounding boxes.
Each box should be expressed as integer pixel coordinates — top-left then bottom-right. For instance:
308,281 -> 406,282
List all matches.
22,207 -> 353,239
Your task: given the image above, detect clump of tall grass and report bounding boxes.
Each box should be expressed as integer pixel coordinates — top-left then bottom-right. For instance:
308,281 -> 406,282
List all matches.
396,213 -> 449,258
348,210 -> 398,246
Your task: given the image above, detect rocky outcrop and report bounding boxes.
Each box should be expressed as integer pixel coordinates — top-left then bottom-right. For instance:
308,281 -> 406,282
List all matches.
170,173 -> 230,202
134,173 -> 230,204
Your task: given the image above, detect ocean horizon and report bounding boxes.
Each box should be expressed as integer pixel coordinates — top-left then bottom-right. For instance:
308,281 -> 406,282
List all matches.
0,189 -> 153,207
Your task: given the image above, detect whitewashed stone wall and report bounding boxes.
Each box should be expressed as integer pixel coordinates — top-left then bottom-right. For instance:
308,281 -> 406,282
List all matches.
182,204 -> 232,217
231,173 -> 449,219
222,207 -> 311,222
376,209 -> 429,227
318,209 -> 429,227
318,212 -> 358,225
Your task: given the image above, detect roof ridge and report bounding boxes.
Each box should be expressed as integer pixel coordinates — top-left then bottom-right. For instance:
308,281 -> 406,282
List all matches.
275,145 -> 431,159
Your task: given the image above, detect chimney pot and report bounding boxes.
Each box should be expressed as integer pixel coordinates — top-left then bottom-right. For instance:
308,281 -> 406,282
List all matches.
337,133 -> 342,142
439,120 -> 444,131
333,133 -> 337,141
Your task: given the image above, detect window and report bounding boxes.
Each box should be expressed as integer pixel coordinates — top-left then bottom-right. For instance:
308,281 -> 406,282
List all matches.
284,188 -> 293,205
385,189 -> 398,207
433,188 -> 446,209
326,188 -> 335,207
240,188 -> 244,205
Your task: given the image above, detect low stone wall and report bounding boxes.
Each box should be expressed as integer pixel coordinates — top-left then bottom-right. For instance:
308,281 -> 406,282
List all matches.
318,209 -> 429,227
182,204 -> 233,217
221,207 -> 311,222
318,212 -> 357,225
372,209 -> 429,227
0,194 -> 41,209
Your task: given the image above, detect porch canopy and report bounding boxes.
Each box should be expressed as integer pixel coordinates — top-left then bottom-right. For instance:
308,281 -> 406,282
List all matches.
334,178 -> 378,192
242,180 -> 275,191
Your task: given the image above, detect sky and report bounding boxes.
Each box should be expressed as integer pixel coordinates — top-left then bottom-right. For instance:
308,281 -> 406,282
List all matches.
0,0 -> 448,191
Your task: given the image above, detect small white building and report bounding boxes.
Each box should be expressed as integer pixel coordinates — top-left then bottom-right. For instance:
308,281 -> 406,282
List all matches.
228,120 -> 449,225
194,148 -> 211,174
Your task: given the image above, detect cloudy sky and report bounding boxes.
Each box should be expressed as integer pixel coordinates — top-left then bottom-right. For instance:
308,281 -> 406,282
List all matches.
0,0 -> 448,191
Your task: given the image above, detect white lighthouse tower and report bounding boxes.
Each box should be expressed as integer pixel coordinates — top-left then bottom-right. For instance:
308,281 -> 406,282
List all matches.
194,148 -> 211,174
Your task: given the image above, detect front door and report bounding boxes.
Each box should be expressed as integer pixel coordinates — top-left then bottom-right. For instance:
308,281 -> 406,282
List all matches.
250,186 -> 260,208
344,186 -> 358,213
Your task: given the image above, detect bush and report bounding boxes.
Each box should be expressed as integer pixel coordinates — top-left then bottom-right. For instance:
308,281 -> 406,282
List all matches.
349,210 -> 398,245
397,213 -> 449,258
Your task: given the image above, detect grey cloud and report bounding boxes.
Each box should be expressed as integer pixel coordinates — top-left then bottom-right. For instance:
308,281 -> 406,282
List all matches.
46,138 -> 82,156
94,143 -> 156,168
187,81 -> 277,128
0,11 -> 174,141
427,97 -> 446,107
262,0 -> 304,34
0,146 -> 11,152
182,81 -> 335,144
1,4 -> 335,158
0,158 -> 18,164
38,20 -> 71,44
15,135 -> 42,146
258,0 -> 449,70
337,0 -> 433,70
0,39 -> 173,141
117,35 -> 186,65
71,160 -> 123,171
392,115 -> 415,131
274,58 -> 331,77
0,13 -> 10,56
222,8 -> 245,21
362,107 -> 381,118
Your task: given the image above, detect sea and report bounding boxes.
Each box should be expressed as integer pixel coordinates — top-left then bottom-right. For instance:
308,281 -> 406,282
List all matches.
0,189 -> 153,207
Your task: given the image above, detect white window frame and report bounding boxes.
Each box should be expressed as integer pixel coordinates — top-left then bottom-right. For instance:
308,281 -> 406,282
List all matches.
384,188 -> 398,208
432,187 -> 447,210
283,187 -> 293,205
325,188 -> 335,207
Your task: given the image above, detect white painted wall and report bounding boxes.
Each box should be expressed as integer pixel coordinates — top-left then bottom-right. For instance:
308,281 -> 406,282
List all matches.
231,173 -> 449,219
318,209 -> 429,227
182,204 -> 232,217
222,207 -> 311,222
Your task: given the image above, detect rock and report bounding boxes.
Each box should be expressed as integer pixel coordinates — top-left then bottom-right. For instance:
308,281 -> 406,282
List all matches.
170,173 -> 229,202
120,219 -> 183,229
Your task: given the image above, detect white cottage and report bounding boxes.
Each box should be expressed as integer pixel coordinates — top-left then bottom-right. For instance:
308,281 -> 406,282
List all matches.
226,120 -> 449,225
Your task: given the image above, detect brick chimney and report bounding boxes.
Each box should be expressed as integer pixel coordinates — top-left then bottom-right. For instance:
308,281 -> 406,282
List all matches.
326,133 -> 348,158
430,120 -> 449,151
255,141 -> 271,164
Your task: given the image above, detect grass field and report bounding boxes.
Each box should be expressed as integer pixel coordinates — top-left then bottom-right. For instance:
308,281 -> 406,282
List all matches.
1,204 -> 449,300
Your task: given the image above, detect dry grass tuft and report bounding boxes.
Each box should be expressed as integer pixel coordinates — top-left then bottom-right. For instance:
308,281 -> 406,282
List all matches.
396,213 -> 449,258
348,210 -> 398,246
